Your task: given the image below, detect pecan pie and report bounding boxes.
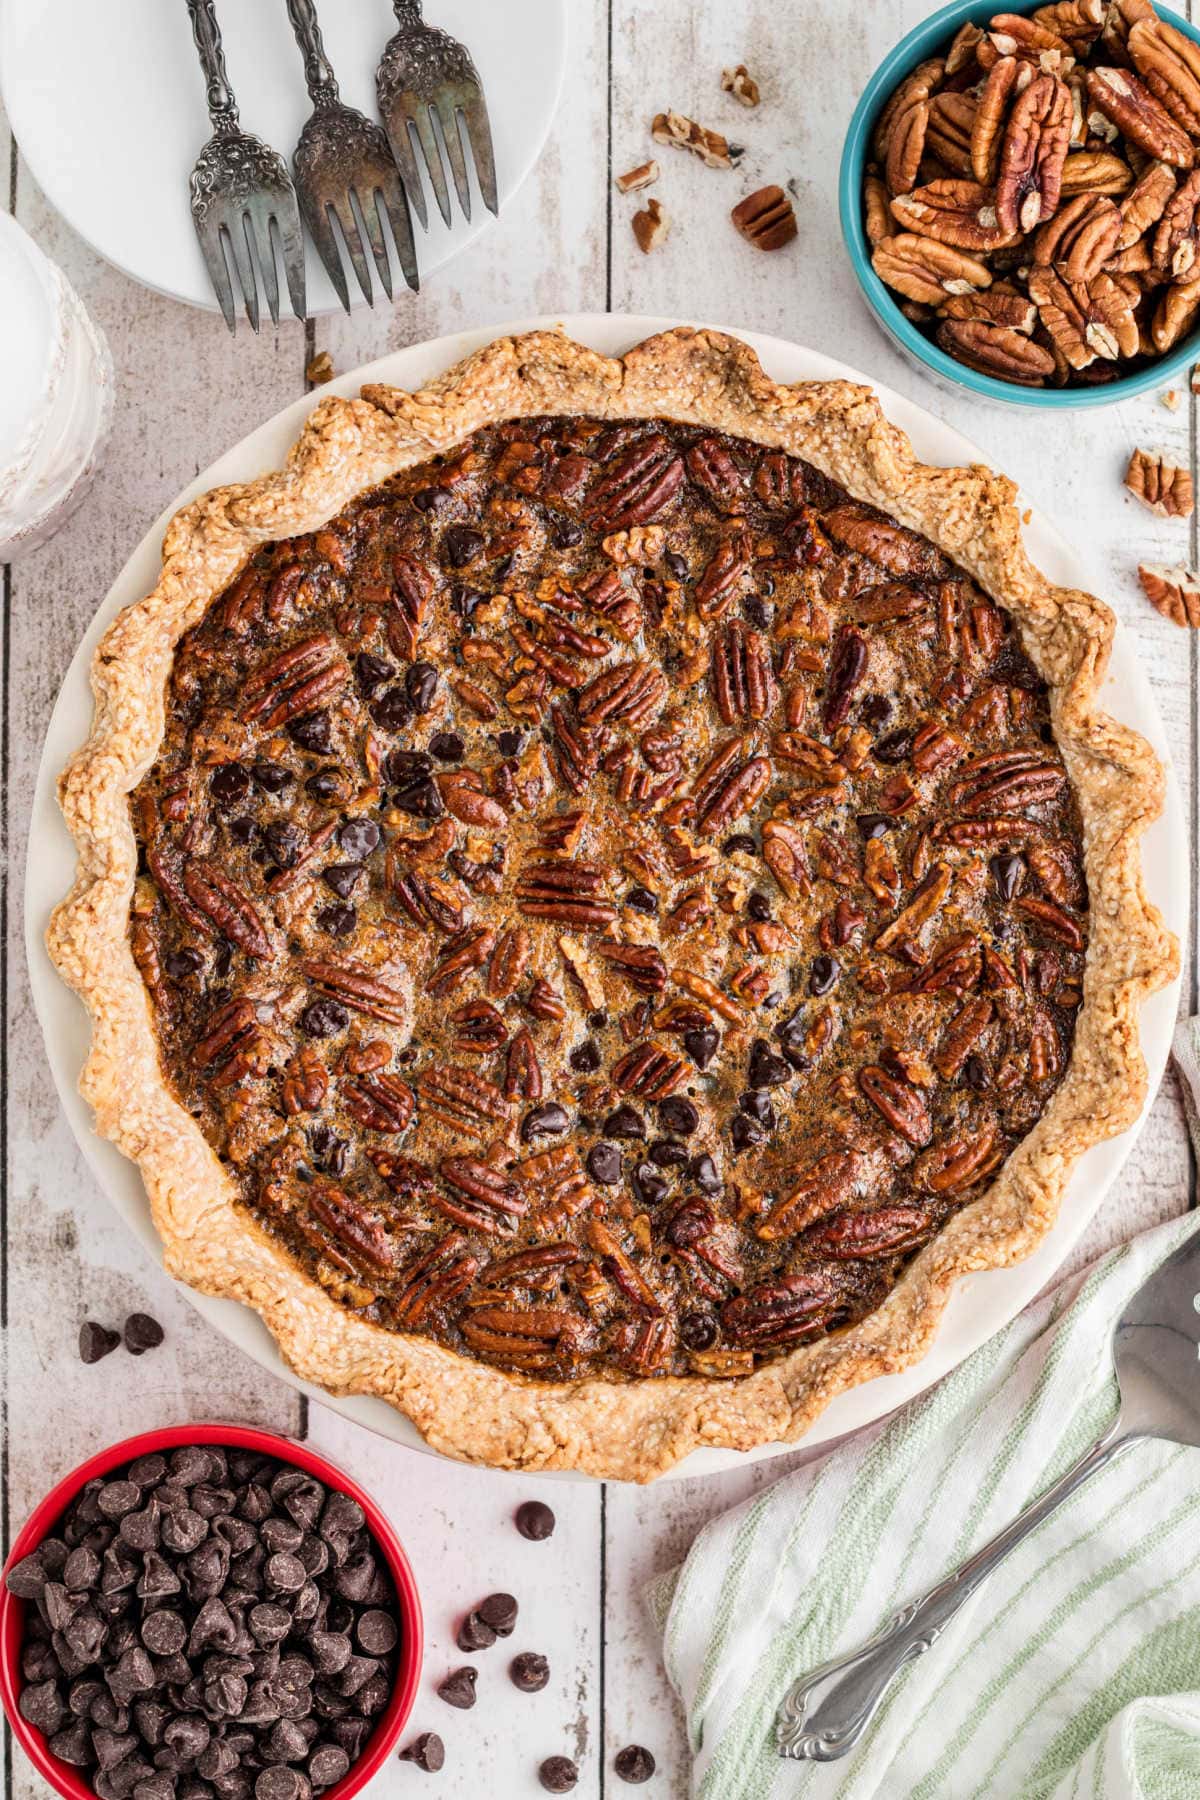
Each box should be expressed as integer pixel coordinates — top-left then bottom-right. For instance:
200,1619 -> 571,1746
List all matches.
48,329 -> 1176,1479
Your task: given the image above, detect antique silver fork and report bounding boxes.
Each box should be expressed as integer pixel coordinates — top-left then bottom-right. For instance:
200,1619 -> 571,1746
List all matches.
376,0 -> 498,230
776,1221 -> 1200,1761
284,0 -> 418,309
184,0 -> 306,331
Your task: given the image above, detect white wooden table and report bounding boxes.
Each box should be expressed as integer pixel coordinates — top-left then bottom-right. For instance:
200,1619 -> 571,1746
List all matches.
3,4 -> 1198,1794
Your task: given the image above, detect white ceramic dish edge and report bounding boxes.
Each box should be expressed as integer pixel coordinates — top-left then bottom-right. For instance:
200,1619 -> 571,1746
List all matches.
25,313 -> 1187,1482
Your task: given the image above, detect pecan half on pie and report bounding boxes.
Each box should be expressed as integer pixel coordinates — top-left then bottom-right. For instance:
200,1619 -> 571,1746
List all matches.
49,330 -> 1175,1478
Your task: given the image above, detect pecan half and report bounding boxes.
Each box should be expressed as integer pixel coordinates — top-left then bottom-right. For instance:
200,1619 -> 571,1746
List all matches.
183,862 -> 271,959
1152,170 -> 1200,281
418,1065 -> 509,1136
340,1072 -> 416,1132
934,997 -> 995,1078
1085,66 -> 1193,167
972,56 -> 1033,185
761,818 -> 811,900
391,1233 -> 481,1327
1027,264 -> 1138,364
696,753 -> 771,836
1033,191 -> 1121,279
307,1183 -> 397,1275
1150,278 -> 1200,351
577,659 -> 667,727
872,233 -> 993,306
996,73 -> 1073,231
731,184 -> 797,250
1127,16 -> 1200,138
488,927 -> 532,998
437,1158 -> 527,1233
686,436 -> 744,510
912,1123 -> 1004,1194
802,1205 -> 933,1259
927,91 -> 977,174
757,1150 -> 861,1241
610,1041 -> 688,1098
1138,562 -> 1200,625
241,634 -> 348,729
503,1026 -> 542,1101
1125,447 -> 1194,517
711,620 -> 777,724
823,626 -> 869,729
935,318 -> 1057,384
721,1273 -> 841,1347
939,286 -> 1039,330
951,748 -> 1068,813
858,1065 -> 933,1145
891,179 -> 1019,251
584,433 -> 684,531
1115,156 -> 1176,248
514,859 -> 617,928
1059,148 -> 1133,193
598,940 -> 667,994
302,959 -> 408,1027
823,506 -> 949,578
695,528 -> 757,621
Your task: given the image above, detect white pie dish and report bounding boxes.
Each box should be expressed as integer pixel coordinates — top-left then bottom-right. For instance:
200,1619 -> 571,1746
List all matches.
25,313 -> 1186,1481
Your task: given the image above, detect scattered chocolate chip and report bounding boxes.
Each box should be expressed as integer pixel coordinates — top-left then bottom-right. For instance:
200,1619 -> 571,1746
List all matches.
316,905 -> 356,937
436,1666 -> 478,1710
569,1039 -> 602,1073
990,852 -> 1025,902
688,1154 -> 722,1195
336,818 -> 380,862
658,1096 -> 698,1137
509,1652 -> 549,1693
477,1593 -> 518,1637
855,812 -> 892,838
442,525 -> 484,568
406,663 -> 439,712
586,1143 -> 622,1185
522,1102 -> 570,1141
400,1732 -> 445,1772
354,653 -> 393,696
79,1320 -> 121,1364
624,886 -> 658,915
746,889 -> 772,921
429,731 -> 464,763
455,1611 -> 496,1653
164,947 -> 205,980
963,1054 -> 990,1091
731,1113 -> 766,1151
603,1104 -> 645,1139
451,586 -> 484,620
683,1025 -> 719,1069
211,763 -> 251,808
300,1000 -> 349,1039
321,863 -> 362,901
371,686 -> 413,733
721,833 -> 756,856
514,1501 -> 555,1542
539,1755 -> 578,1792
496,729 -> 524,757
287,711 -> 333,756
615,1744 -> 656,1783
664,549 -> 688,579
356,1609 -> 398,1655
809,955 -> 839,997
648,1139 -> 688,1169
552,518 -> 584,549
308,1744 -> 350,1788
263,819 -> 304,869
631,1163 -> 669,1207
679,1310 -> 718,1351
747,1039 -> 789,1089
124,1314 -> 165,1357
873,726 -> 914,764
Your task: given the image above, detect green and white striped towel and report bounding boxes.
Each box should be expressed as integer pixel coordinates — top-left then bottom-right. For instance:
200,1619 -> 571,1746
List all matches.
654,1032 -> 1200,1800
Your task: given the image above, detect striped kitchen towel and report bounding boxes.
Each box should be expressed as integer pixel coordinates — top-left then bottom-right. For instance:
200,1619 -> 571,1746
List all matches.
653,1032 -> 1200,1799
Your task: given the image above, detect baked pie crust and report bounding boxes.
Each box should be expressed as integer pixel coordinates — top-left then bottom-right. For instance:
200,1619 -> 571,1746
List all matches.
47,329 -> 1177,1480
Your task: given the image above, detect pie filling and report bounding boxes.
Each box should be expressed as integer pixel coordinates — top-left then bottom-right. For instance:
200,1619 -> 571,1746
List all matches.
130,414 -> 1088,1383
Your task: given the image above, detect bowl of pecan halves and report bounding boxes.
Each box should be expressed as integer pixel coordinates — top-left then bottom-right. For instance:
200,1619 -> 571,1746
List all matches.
840,0 -> 1200,404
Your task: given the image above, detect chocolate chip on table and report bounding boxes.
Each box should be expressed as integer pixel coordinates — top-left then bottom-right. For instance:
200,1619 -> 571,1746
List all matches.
539,1756 -> 578,1793
477,1592 -> 518,1637
79,1320 -> 121,1364
510,1651 -> 550,1693
455,1610 -> 497,1653
400,1731 -> 445,1772
123,1313 -> 165,1356
614,1744 -> 656,1783
436,1665 -> 478,1709
515,1501 -> 556,1542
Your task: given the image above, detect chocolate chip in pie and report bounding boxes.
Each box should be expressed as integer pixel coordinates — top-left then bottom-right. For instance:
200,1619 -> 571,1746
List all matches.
49,330 -> 1175,1478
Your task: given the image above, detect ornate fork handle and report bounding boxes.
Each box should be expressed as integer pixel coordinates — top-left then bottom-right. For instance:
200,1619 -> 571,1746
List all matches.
185,0 -> 239,129
391,0 -> 424,22
285,0 -> 340,105
776,1425 -> 1135,1761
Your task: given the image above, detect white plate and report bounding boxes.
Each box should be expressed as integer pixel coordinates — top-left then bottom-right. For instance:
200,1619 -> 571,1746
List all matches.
0,0 -> 566,315
26,315 -> 1187,1482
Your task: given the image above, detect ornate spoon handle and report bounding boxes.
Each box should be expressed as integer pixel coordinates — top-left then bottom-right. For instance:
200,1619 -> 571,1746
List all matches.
776,1425 -> 1134,1762
185,0 -> 239,128
284,0 -> 340,104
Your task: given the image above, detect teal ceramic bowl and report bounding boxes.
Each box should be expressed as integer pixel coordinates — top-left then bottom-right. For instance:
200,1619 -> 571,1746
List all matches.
839,0 -> 1200,408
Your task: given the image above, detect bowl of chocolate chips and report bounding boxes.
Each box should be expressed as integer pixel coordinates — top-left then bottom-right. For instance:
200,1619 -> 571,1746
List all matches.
0,1425 -> 422,1800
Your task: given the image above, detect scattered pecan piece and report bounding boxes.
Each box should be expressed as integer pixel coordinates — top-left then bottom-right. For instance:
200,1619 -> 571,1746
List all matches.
615,159 -> 659,193
731,185 -> 797,250
721,63 -> 760,107
1138,562 -> 1200,625
651,109 -> 742,169
632,198 -> 669,254
1125,447 -> 1194,517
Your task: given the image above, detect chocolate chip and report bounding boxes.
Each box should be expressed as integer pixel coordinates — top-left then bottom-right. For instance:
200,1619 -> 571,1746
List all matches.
538,1755 -> 578,1792
80,1321 -> 121,1364
522,1102 -> 570,1140
514,1501 -> 555,1542
631,1163 -> 669,1206
19,1677 -> 66,1734
808,955 -> 839,997
442,525 -> 484,568
731,1113 -> 766,1151
370,686 -> 413,733
603,1104 -> 645,1139
569,1038 -> 602,1073
748,1039 -> 789,1089
307,1744 -> 349,1789
211,763 -> 251,808
255,1769 -> 308,1800
963,1054 -> 990,1091
722,833 -> 756,856
305,768 -> 344,804
683,1025 -> 719,1069
658,1096 -> 698,1137
990,852 -> 1025,901
455,1611 -> 496,1653
873,726 -> 914,763
336,819 -> 380,862
689,1154 -> 723,1195
315,905 -> 356,937
6,1553 -> 48,1599
399,1732 -> 444,1771
648,1139 -> 688,1169
164,948 -> 205,981
355,1610 -> 398,1655
287,712 -> 333,756
679,1310 -> 718,1351
307,1632 -> 351,1675
406,662 -> 439,712
161,1508 -> 208,1556
141,1611 -> 187,1656
496,729 -> 524,756
624,886 -> 658,914
300,1000 -> 348,1039
586,1143 -> 622,1185
614,1744 -> 656,1783
509,1652 -> 549,1692
254,761 -> 293,795
552,518 -> 584,549
49,1721 -> 93,1765
123,1315 -> 165,1357
477,1593 -> 517,1638
855,812 -> 892,838
428,731 -> 464,762
266,1554 -> 307,1595
263,820 -> 303,870
99,1482 -> 142,1520
436,1666 -> 477,1710
450,585 -> 484,619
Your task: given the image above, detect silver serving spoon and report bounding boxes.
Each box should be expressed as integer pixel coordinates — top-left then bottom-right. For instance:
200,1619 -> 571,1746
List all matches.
777,1223 -> 1200,1761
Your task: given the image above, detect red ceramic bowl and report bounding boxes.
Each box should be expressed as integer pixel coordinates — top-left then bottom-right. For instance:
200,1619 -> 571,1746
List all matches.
0,1422 -> 423,1800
